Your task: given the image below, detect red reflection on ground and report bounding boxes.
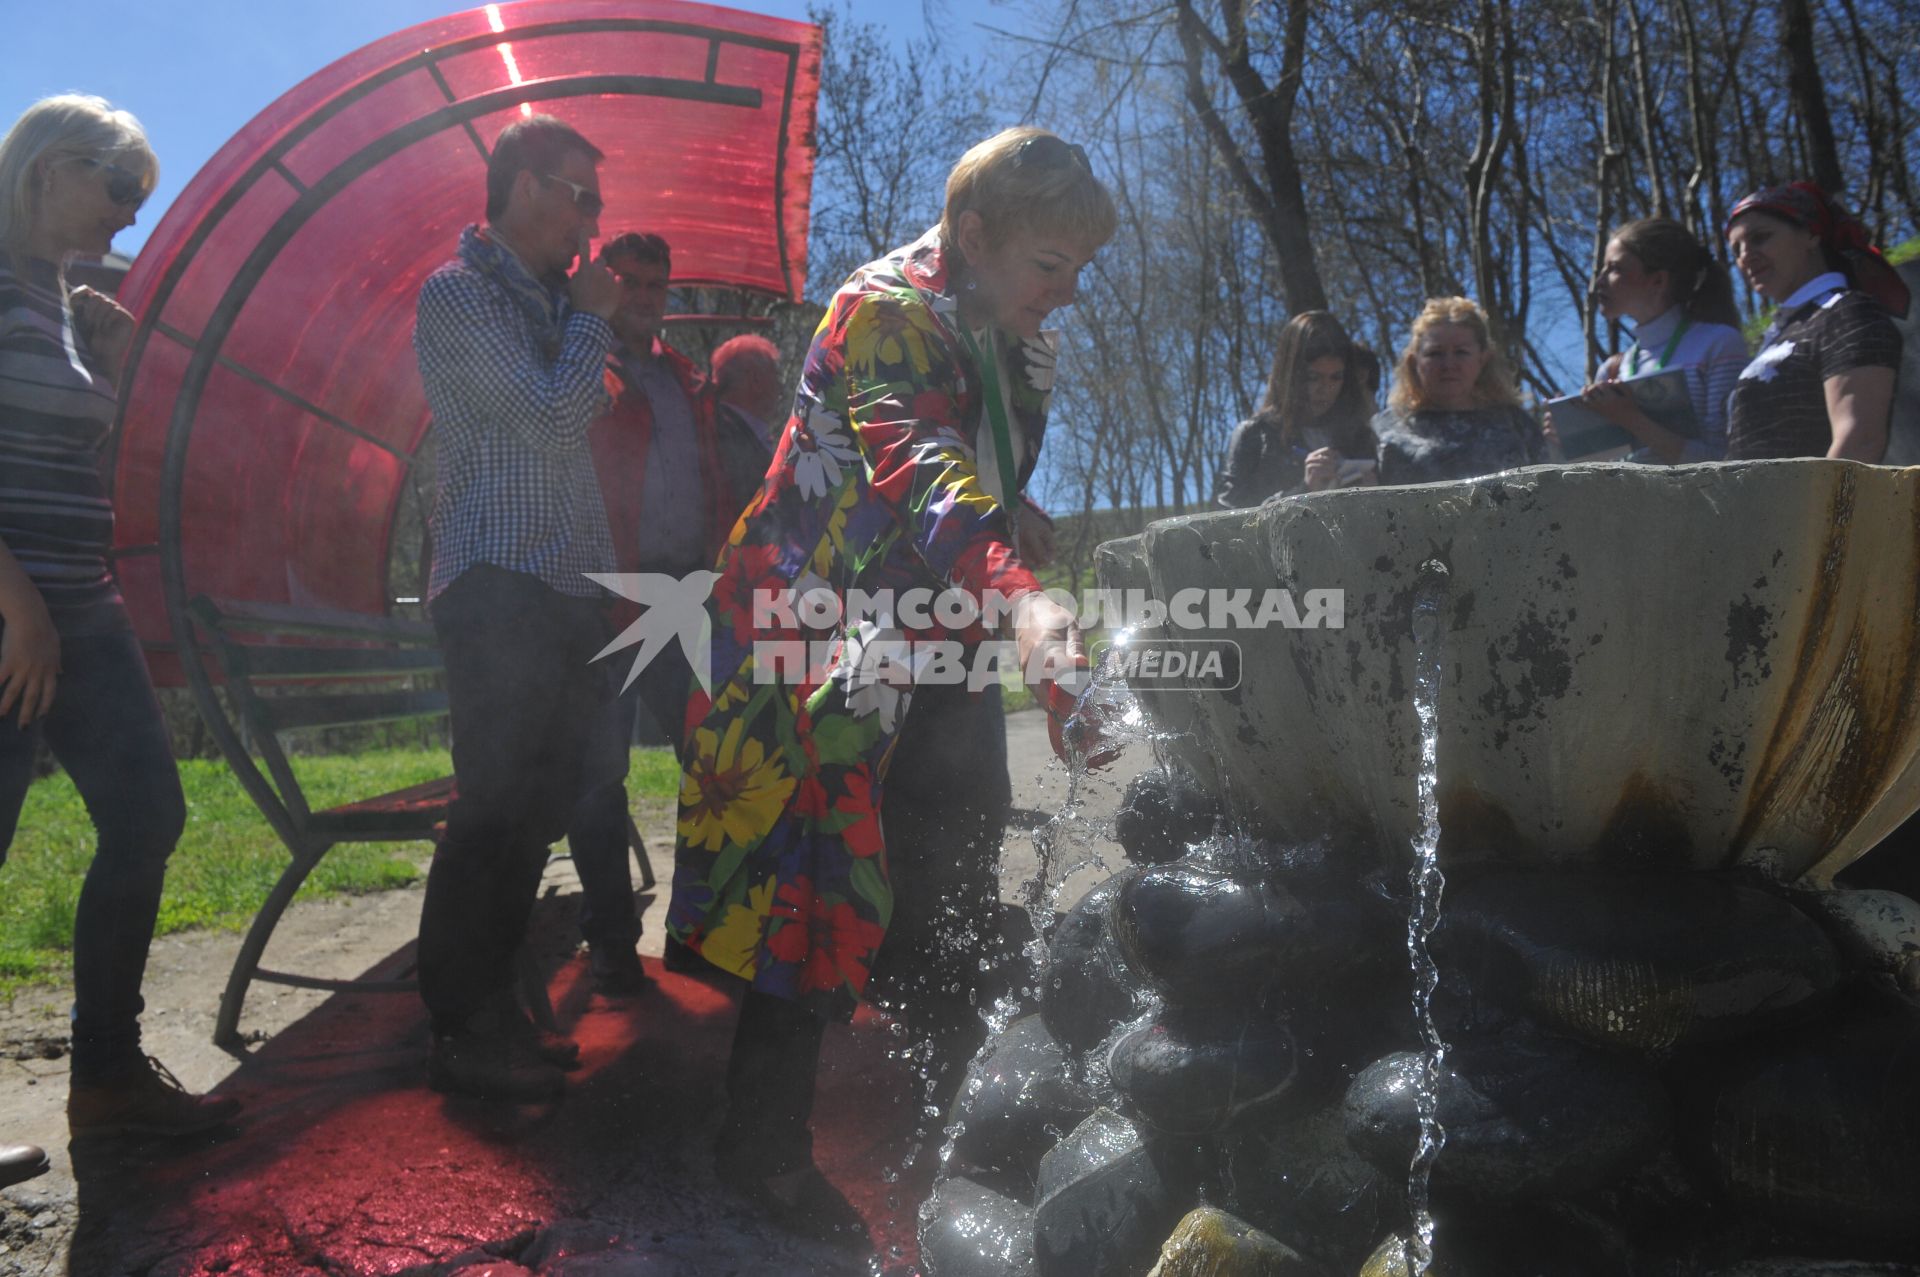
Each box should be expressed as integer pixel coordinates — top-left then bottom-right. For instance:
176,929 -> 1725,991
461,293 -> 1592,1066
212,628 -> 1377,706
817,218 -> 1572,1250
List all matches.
69,953 -> 929,1274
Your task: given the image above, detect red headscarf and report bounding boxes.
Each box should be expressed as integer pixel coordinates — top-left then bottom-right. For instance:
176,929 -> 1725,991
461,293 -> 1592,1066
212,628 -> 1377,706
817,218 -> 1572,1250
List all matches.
1726,181 -> 1910,317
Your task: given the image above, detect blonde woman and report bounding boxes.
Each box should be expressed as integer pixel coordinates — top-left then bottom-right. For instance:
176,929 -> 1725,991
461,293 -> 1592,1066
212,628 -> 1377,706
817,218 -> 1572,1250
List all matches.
1,94 -> 241,1145
1374,296 -> 1543,484
667,127 -> 1115,1245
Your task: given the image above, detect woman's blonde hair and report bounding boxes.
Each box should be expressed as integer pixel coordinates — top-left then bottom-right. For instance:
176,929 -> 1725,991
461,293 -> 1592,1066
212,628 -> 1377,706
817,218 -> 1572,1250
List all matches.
1388,296 -> 1519,413
939,126 -> 1117,250
0,94 -> 158,251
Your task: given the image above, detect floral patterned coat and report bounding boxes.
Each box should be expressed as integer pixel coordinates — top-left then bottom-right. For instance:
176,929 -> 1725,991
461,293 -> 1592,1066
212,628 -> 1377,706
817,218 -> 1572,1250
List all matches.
666,228 -> 1054,1006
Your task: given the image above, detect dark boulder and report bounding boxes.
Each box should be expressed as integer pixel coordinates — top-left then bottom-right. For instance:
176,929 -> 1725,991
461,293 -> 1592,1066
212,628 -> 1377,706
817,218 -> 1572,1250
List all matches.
920,1175 -> 1037,1277
1042,873 -> 1149,1056
1114,768 -> 1217,866
1438,871 -> 1841,1056
1111,863 -> 1305,1005
944,1014 -> 1102,1189
1033,1108 -> 1185,1277
1343,1029 -> 1670,1202
1107,1005 -> 1297,1136
1678,992 -> 1920,1245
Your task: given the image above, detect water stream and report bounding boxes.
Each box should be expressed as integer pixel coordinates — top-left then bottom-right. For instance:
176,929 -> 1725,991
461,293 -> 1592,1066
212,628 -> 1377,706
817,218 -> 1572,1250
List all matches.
1404,559 -> 1452,1274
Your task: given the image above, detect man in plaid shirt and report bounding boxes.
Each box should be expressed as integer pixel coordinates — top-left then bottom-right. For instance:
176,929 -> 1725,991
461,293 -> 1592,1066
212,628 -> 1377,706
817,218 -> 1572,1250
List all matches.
412,115 -> 621,1101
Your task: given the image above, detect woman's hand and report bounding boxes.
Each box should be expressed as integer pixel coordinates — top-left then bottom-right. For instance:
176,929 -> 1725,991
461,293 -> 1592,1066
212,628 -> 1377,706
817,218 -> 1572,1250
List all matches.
1303,447 -> 1341,492
1013,590 -> 1120,769
1013,590 -> 1083,691
69,285 -> 137,382
1579,380 -> 1646,432
0,595 -> 60,727
1017,502 -> 1058,568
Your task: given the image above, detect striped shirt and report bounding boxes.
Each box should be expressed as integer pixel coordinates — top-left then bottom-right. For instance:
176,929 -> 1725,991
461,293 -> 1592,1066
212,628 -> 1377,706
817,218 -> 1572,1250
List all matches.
0,251 -> 123,633
415,225 -> 616,601
1727,273 -> 1902,460
1615,308 -> 1747,463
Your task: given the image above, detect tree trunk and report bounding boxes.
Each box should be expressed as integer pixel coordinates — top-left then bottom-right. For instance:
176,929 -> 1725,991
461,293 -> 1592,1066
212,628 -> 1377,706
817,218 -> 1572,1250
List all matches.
1782,0 -> 1845,195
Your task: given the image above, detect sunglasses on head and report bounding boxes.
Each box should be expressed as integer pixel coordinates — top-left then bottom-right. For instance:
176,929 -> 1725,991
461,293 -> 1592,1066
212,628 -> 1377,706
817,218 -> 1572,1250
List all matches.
74,156 -> 149,209
540,172 -> 604,219
1012,135 -> 1092,173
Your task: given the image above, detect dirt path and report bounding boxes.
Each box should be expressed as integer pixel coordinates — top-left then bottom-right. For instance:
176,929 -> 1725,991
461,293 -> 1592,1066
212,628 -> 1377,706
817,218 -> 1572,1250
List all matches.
0,710 -> 1149,1275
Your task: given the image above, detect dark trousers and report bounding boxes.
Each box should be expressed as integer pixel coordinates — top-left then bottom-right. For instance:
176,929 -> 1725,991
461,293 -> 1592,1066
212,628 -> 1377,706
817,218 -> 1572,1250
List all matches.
567,641 -> 692,948
418,566 -> 610,1036
719,679 -> 1011,1173
0,624 -> 186,1081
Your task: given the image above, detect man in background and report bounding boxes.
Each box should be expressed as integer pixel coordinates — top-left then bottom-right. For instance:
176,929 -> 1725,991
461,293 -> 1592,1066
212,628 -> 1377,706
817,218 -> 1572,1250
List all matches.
568,232 -> 744,992
708,333 -> 785,508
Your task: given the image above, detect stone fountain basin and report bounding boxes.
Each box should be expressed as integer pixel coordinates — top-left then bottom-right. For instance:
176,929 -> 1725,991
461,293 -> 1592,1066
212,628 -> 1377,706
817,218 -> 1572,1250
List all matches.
1094,460 -> 1920,883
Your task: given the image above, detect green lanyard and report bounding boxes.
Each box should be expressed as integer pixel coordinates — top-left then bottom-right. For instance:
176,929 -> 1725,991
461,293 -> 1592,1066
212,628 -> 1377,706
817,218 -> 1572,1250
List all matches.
1625,315 -> 1691,375
958,326 -> 1021,505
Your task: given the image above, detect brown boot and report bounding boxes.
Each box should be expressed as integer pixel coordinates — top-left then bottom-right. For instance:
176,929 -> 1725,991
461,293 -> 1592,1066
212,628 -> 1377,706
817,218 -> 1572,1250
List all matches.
68,1057 -> 242,1140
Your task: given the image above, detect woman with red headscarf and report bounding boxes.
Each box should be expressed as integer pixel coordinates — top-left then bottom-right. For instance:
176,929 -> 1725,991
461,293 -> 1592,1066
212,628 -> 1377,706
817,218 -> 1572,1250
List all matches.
1724,182 -> 1908,461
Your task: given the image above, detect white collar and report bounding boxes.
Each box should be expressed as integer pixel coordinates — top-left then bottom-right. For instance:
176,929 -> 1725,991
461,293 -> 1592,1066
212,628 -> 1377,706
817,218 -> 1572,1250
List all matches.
1629,306 -> 1683,347
1779,271 -> 1848,311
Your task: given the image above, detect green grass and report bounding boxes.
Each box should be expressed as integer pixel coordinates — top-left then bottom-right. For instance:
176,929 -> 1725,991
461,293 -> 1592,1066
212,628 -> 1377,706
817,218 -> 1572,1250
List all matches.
0,745 -> 681,992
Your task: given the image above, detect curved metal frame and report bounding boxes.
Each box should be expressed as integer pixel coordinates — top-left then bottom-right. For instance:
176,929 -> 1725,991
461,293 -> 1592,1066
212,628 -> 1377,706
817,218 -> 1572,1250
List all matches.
107,16 -> 811,1047
116,17 -> 809,851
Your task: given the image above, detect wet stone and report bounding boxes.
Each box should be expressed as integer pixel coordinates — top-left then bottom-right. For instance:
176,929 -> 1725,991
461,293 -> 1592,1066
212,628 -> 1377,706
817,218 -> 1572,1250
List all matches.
1437,871 -> 1841,1056
1222,1101 -> 1391,1271
945,1014 -> 1102,1189
1111,862 -> 1306,1005
1343,1029 -> 1670,1202
919,1176 -> 1036,1277
1144,1206 -> 1327,1276
1033,1108 -> 1184,1277
1107,1006 -> 1296,1136
1358,1206 -> 1636,1277
1680,993 -> 1920,1245
1042,873 -> 1149,1056
1706,1263 -> 1920,1276
1115,769 -> 1217,866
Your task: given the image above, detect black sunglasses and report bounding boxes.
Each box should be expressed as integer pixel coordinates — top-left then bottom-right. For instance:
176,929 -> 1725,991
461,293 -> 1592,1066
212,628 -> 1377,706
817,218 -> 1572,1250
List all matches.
1013,135 -> 1092,173
540,172 -> 605,219
77,156 -> 149,210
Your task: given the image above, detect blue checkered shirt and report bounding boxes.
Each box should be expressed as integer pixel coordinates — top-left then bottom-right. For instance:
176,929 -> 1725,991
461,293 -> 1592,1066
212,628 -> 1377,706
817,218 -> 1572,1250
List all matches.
415,225 -> 617,601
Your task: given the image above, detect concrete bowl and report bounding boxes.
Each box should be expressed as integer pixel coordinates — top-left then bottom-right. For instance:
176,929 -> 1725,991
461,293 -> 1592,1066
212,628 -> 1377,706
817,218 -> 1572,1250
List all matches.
1094,461 -> 1920,882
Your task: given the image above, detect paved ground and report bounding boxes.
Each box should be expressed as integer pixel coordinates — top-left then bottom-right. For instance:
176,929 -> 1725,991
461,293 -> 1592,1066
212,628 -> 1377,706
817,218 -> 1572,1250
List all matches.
0,709 -> 1152,1276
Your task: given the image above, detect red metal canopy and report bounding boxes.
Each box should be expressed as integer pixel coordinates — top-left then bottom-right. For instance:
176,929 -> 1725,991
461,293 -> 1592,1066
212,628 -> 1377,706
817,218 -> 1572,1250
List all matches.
111,0 -> 820,681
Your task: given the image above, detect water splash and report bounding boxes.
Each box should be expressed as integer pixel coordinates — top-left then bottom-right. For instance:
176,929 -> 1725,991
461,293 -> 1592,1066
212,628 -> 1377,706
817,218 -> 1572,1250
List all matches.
1404,559 -> 1451,1275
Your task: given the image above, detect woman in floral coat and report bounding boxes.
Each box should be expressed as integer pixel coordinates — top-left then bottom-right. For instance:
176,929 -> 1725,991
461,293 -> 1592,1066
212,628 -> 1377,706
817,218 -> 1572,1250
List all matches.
666,127 -> 1115,1242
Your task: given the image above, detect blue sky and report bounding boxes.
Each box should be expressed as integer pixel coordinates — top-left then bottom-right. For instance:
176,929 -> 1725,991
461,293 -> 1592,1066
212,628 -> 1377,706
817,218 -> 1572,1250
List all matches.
11,0 -> 1010,259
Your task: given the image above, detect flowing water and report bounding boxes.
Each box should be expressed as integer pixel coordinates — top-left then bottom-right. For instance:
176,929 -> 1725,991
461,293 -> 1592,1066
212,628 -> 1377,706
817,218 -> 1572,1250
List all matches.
1404,560 -> 1452,1274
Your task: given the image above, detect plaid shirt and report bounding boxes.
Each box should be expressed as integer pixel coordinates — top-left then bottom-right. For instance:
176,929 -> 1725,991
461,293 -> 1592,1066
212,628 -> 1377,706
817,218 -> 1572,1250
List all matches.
415,224 -> 616,601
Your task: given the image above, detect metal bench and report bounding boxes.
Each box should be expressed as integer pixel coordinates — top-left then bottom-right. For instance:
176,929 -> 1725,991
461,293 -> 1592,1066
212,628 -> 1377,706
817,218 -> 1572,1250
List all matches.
190,595 -> 654,1049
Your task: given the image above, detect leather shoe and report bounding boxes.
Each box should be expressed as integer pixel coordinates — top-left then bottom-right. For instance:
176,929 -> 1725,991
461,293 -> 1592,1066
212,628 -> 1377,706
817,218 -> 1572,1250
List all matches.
717,1158 -> 870,1251
0,1143 -> 49,1187
428,1029 -> 563,1101
589,943 -> 654,996
68,1056 -> 242,1140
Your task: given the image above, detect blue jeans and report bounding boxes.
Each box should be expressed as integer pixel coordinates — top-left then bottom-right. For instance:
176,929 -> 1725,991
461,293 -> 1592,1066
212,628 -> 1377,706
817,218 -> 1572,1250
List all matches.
0,624 -> 186,1081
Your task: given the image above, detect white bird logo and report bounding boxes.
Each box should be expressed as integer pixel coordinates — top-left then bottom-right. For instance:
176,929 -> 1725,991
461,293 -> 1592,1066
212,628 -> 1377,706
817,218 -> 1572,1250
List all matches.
586,571 -> 721,694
